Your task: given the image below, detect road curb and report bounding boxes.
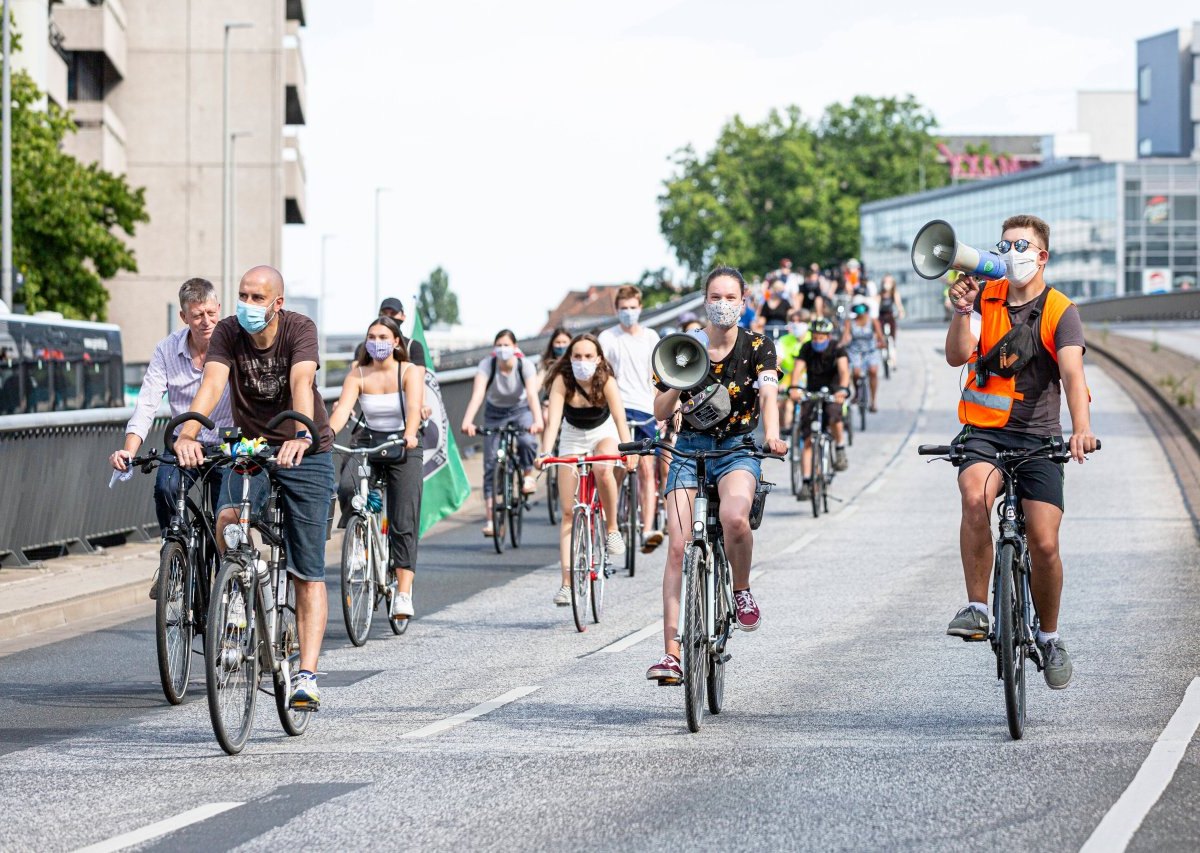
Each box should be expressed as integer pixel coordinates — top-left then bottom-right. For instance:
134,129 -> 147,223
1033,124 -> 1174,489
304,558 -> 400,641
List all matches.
0,577 -> 153,642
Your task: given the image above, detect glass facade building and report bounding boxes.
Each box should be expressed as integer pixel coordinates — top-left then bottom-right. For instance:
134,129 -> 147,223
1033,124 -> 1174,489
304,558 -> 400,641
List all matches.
860,159 -> 1200,321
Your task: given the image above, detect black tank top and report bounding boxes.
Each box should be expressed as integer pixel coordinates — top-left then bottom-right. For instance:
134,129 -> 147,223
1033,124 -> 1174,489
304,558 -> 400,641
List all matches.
761,298 -> 789,324
563,403 -> 608,430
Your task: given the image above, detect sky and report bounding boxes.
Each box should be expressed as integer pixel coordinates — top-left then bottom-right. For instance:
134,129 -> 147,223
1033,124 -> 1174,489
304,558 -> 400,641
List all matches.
282,0 -> 1199,339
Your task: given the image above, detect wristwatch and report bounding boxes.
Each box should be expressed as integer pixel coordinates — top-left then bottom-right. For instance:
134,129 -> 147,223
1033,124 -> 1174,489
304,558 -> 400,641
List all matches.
295,430 -> 313,444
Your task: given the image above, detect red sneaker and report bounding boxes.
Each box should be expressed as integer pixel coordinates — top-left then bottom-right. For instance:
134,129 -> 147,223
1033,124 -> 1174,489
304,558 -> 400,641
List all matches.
646,654 -> 682,682
734,589 -> 761,631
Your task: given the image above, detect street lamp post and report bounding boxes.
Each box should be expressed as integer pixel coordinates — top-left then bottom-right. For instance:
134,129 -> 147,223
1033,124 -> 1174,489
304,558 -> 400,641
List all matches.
320,233 -> 334,375
373,187 -> 390,313
2,0 -> 13,310
228,130 -> 251,301
221,20 -> 253,313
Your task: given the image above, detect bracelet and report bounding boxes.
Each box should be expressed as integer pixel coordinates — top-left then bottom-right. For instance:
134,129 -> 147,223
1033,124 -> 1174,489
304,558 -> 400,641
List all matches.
954,304 -> 974,316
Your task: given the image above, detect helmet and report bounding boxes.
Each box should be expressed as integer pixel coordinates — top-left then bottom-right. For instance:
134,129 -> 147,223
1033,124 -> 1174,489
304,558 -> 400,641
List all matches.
811,317 -> 835,335
852,303 -> 869,316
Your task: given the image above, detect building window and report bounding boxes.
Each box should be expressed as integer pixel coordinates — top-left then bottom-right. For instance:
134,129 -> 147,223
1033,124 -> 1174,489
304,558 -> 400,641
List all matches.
1139,138 -> 1153,157
1138,65 -> 1151,103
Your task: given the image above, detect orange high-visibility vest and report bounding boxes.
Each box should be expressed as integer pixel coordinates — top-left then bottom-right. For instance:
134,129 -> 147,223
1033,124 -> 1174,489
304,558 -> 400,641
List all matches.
958,279 -> 1074,429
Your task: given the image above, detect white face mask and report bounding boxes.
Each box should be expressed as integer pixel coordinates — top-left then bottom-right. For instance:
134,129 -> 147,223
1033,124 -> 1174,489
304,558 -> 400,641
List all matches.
571,360 -> 598,381
617,307 -> 640,328
706,299 -> 742,329
1003,248 -> 1040,286
790,322 -> 808,339
494,345 -> 515,362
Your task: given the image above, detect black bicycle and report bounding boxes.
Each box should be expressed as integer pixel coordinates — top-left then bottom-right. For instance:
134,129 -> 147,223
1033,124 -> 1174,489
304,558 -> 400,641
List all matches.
126,412 -> 223,706
792,387 -> 840,518
852,368 -> 870,433
616,415 -> 658,576
620,437 -> 779,732
479,423 -> 528,553
919,438 -> 1100,739
198,410 -> 319,755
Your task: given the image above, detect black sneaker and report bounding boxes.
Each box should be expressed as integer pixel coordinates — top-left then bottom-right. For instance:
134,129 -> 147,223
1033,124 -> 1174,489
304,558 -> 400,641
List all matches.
797,481 -> 812,501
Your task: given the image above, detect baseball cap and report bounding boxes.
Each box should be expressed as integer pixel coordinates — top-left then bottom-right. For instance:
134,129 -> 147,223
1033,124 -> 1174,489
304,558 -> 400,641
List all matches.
379,297 -> 404,315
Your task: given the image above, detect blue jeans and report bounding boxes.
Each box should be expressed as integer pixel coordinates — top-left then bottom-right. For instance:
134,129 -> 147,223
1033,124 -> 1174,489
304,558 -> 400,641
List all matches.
482,402 -> 537,499
665,432 -> 761,493
154,462 -> 222,531
217,451 -> 336,581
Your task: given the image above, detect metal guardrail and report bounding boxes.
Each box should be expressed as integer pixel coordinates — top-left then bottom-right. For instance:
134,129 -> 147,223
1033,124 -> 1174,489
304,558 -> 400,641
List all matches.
1076,291 -> 1200,323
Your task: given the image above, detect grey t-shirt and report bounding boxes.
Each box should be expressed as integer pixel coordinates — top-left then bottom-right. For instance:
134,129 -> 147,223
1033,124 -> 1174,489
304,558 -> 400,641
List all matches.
478,355 -> 537,409
972,287 -> 1085,436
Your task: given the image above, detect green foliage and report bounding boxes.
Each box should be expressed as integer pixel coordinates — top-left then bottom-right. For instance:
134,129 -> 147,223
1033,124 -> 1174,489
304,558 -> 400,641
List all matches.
659,96 -> 947,280
416,266 -> 460,327
634,266 -> 680,309
11,67 -> 148,319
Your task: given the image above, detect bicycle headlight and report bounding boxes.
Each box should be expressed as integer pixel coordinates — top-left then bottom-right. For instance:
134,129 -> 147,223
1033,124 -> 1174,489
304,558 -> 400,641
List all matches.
223,525 -> 245,550
350,495 -> 366,511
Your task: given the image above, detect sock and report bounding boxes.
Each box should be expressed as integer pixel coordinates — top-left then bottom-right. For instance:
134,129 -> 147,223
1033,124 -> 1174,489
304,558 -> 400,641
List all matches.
803,477 -> 812,484
298,669 -> 314,680
968,601 -> 989,616
1036,629 -> 1059,644
836,444 -> 845,451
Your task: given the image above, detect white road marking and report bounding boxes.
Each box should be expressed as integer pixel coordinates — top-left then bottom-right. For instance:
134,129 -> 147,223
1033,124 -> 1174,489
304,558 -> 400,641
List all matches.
1079,677 -> 1200,853
400,686 -> 542,738
836,504 -> 859,520
783,532 -> 819,555
864,477 -> 886,494
72,803 -> 244,853
597,620 -> 663,654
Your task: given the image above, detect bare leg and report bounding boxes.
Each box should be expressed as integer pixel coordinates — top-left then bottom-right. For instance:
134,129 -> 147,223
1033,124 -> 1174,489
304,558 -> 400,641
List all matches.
394,567 -> 414,595
294,578 -> 327,673
594,438 -> 621,535
1023,500 -> 1064,632
639,454 -> 656,529
558,465 -> 578,586
717,471 -> 756,589
958,463 -> 1004,603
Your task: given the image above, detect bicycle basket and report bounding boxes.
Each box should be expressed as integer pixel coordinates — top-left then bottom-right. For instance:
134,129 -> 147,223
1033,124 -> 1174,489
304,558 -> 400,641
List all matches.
749,479 -> 774,530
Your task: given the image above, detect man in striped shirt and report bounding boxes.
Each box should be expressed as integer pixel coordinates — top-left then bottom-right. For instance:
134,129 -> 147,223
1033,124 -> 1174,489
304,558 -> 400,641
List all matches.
109,278 -> 233,597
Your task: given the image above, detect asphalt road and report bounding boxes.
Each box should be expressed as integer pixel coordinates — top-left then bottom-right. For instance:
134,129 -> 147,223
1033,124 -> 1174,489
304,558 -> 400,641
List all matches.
0,329 -> 1197,852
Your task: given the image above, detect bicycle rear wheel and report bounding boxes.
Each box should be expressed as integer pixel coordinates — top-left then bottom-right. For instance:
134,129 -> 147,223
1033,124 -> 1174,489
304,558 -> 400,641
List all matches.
858,380 -> 868,432
491,461 -> 508,554
996,543 -> 1026,740
205,559 -> 259,755
621,469 -> 637,577
155,540 -> 192,705
810,440 -> 824,518
508,464 -> 523,548
273,574 -> 310,736
340,515 -> 374,647
569,509 -> 590,632
682,545 -> 707,733
591,511 -> 606,623
707,557 -> 730,714
789,422 -> 803,496
547,465 -> 561,525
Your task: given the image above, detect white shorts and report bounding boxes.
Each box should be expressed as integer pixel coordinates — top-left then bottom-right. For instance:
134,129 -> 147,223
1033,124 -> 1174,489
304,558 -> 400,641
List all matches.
558,417 -> 619,456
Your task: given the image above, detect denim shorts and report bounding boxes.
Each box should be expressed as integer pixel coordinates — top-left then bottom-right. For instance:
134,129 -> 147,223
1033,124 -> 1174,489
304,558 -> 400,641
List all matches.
217,451 -> 335,581
624,408 -> 657,443
665,432 -> 761,493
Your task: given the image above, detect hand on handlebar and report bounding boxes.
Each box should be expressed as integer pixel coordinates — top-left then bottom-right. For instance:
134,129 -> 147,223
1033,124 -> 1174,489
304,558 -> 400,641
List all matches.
275,438 -> 309,468
623,455 -> 638,472
763,437 -> 787,457
834,390 -> 848,405
529,421 -> 544,436
174,436 -> 205,468
462,422 -> 478,437
533,454 -> 547,471
109,449 -> 133,472
1068,429 -> 1099,464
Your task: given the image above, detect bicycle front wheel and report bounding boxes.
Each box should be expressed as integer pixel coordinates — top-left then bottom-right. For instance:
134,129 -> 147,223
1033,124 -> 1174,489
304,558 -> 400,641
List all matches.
509,464 -> 523,548
205,559 -> 259,755
621,470 -> 637,577
491,461 -> 508,554
996,542 -> 1026,740
155,540 -> 192,705
810,439 -> 824,519
569,509 -> 590,632
547,465 -> 561,525
340,514 -> 374,647
591,512 -> 606,623
789,421 -> 803,497
682,545 -> 708,733
707,558 -> 730,714
273,573 -> 310,737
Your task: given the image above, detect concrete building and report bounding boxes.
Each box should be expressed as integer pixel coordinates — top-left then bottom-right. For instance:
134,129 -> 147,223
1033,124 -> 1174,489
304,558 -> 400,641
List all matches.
12,0 -> 308,363
1136,24 -> 1199,158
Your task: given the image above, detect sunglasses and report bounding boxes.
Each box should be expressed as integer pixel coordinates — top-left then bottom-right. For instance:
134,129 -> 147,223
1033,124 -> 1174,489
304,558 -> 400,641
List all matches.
996,239 -> 1045,254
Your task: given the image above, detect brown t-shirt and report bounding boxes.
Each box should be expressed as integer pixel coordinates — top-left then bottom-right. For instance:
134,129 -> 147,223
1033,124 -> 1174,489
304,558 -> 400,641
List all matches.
207,311 -> 334,451
972,286 -> 1086,436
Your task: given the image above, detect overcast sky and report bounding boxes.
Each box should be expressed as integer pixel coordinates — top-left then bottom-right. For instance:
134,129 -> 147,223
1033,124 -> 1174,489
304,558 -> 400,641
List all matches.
282,0 -> 1198,338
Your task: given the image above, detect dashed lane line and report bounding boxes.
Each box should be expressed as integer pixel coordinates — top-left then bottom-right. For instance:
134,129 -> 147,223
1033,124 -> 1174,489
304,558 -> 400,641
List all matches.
1079,677 -> 1200,853
783,532 -> 819,555
72,803 -> 244,853
597,621 -> 663,654
400,686 -> 542,738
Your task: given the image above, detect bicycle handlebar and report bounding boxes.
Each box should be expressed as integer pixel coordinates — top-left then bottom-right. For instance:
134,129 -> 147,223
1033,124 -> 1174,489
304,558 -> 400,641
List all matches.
541,454 -> 625,466
477,424 -> 527,436
333,439 -> 408,463
164,411 -> 216,455
918,440 -> 1102,465
618,438 -> 783,460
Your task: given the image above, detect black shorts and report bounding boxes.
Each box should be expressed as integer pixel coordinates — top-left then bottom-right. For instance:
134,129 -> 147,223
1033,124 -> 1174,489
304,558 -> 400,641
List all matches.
955,426 -> 1065,511
800,400 -> 843,434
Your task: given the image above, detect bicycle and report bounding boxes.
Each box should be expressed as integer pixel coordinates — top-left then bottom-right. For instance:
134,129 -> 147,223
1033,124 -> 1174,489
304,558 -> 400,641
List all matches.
918,438 -> 1100,739
199,410 -> 320,755
620,437 -> 778,732
616,415 -> 658,576
541,453 -> 622,632
545,445 -> 561,526
479,423 -> 528,553
126,412 -> 223,706
334,436 -> 411,647
792,388 -> 840,518
852,366 -> 870,433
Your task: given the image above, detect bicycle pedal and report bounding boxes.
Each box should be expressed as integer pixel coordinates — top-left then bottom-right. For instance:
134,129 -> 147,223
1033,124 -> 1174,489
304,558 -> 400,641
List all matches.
718,653 -> 732,664
959,633 -> 987,642
657,677 -> 682,687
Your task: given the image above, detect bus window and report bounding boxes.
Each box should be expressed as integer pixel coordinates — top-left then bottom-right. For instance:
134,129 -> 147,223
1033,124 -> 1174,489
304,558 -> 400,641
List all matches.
54,360 -> 84,411
0,358 -> 21,415
27,360 -> 51,412
83,360 -> 111,408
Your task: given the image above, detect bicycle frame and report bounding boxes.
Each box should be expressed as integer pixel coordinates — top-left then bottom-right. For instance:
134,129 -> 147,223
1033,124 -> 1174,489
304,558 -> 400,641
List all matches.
682,454 -> 733,652
991,458 -> 1038,668
543,454 -> 622,574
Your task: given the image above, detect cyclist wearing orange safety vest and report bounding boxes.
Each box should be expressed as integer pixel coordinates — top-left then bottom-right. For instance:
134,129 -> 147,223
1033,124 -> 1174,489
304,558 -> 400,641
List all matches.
942,214 -> 1098,691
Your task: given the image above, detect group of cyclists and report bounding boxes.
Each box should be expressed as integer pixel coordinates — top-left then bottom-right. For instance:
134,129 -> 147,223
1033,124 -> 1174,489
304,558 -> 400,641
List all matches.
110,211 -> 1099,730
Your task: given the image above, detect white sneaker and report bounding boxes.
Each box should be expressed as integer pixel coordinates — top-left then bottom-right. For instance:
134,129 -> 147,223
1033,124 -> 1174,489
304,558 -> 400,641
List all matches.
391,590 -> 414,619
606,531 -> 626,556
522,475 -> 537,495
553,585 -> 571,606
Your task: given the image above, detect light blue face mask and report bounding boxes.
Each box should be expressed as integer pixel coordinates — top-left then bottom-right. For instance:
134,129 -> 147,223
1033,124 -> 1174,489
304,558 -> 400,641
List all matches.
236,300 -> 275,334
811,338 -> 830,352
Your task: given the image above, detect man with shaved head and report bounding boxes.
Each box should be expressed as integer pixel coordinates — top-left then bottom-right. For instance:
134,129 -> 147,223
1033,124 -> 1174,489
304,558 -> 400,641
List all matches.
176,265 -> 335,712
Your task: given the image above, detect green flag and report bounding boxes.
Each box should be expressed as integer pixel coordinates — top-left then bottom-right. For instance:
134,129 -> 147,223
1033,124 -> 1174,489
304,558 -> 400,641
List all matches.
410,312 -> 471,535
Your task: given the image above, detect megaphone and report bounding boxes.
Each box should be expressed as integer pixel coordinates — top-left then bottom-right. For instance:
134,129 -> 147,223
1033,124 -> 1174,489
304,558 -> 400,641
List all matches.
651,331 -> 710,391
910,219 -> 1007,281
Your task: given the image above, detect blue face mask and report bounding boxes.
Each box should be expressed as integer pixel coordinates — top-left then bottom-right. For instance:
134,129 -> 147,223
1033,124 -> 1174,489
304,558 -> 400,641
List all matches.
811,338 -> 830,352
236,300 -> 275,334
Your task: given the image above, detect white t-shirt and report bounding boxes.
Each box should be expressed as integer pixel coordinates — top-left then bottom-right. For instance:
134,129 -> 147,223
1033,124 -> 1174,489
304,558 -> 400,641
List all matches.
598,324 -> 657,413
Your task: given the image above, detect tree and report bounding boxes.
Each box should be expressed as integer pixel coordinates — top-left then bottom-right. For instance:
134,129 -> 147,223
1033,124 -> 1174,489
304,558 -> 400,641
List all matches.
416,266 -> 460,327
658,96 -> 946,279
10,58 -> 148,318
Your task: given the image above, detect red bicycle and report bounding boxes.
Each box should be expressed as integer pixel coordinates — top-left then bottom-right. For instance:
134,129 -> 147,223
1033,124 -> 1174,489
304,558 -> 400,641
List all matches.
542,454 -> 623,632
